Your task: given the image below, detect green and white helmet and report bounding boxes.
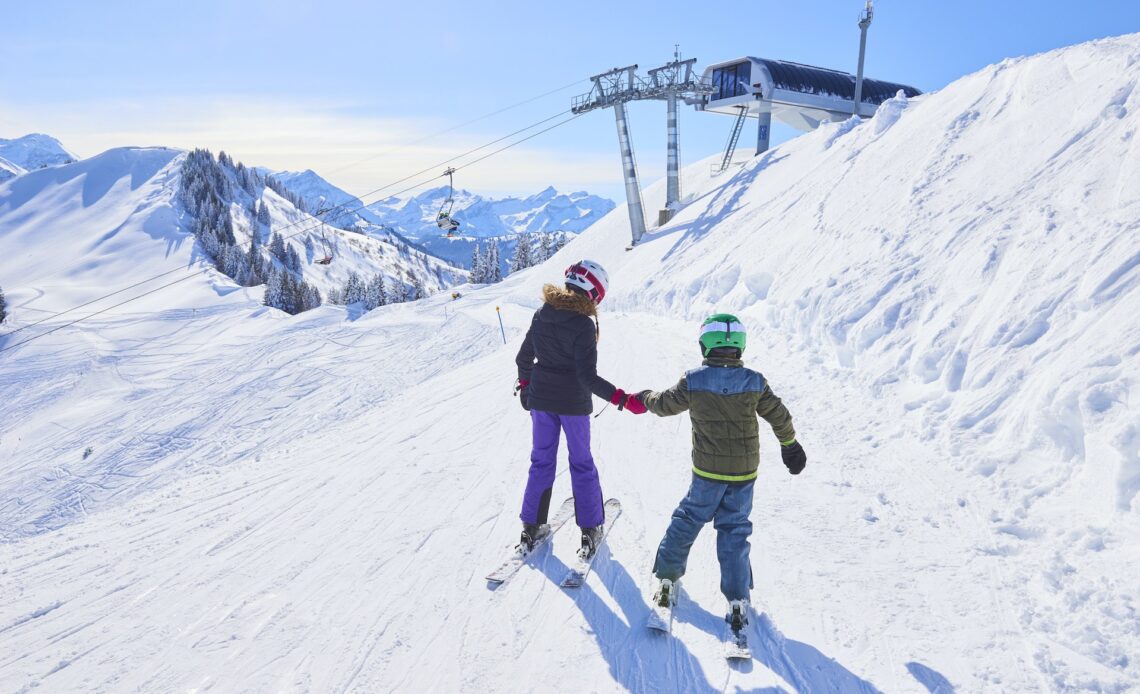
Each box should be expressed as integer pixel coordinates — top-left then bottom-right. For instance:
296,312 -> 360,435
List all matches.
699,313 -> 746,356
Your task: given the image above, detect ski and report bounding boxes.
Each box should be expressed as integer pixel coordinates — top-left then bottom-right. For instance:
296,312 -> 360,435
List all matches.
724,602 -> 752,659
646,604 -> 672,633
560,498 -> 622,588
646,578 -> 679,633
724,627 -> 751,660
485,496 -> 575,586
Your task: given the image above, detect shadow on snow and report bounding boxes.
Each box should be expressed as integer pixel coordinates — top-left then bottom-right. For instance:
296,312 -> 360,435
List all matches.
537,545 -> 890,694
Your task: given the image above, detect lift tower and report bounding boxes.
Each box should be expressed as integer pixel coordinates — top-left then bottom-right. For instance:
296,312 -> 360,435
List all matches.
572,66 -> 648,246
645,51 -> 713,223
853,0 -> 874,115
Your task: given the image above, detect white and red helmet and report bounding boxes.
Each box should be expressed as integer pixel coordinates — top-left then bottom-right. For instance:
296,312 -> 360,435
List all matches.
564,260 -> 609,304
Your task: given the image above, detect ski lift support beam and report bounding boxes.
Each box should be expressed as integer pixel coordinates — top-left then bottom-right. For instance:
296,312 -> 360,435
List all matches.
853,0 -> 874,115
571,59 -> 712,246
645,55 -> 713,212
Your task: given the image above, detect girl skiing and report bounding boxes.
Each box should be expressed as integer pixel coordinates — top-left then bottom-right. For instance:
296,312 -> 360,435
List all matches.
514,260 -> 644,556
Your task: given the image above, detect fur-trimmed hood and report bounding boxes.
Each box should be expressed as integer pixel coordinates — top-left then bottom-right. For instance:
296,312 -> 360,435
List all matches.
542,284 -> 597,318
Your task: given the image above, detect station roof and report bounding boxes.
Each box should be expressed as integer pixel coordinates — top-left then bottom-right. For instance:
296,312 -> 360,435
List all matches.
750,57 -> 921,104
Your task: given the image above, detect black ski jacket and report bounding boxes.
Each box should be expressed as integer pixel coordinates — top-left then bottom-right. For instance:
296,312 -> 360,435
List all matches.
516,285 -> 617,416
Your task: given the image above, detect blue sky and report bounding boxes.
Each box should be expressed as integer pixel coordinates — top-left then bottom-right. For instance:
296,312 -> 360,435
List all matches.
2,0 -> 1138,201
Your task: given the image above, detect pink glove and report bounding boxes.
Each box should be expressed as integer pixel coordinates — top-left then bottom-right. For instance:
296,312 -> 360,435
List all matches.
610,389 -> 647,414
624,393 -> 647,415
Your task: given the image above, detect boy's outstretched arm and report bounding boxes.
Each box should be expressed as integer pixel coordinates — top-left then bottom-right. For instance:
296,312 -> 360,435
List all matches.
756,384 -> 796,443
757,383 -> 807,474
638,376 -> 690,417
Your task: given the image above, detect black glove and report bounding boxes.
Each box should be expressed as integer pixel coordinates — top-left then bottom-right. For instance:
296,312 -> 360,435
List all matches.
780,440 -> 806,475
516,379 -> 531,411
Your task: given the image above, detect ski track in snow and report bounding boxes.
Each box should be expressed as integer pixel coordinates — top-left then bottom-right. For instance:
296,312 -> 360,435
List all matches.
2,33 -> 1140,694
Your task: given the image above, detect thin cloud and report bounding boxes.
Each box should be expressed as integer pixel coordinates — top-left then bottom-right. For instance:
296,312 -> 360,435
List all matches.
0,96 -> 620,199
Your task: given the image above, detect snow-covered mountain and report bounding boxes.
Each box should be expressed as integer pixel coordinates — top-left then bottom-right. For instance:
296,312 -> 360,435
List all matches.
0,155 -> 23,183
273,167 -> 615,272
271,168 -> 389,232
0,133 -> 77,170
1,34 -> 1138,693
368,185 -> 615,271
369,184 -> 615,239
0,147 -> 462,323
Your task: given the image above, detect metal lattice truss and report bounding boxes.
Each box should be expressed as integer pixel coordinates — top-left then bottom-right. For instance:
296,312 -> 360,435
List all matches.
572,60 -> 713,114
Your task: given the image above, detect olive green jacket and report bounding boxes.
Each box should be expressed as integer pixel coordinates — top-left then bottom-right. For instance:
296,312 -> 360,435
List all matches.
638,356 -> 796,482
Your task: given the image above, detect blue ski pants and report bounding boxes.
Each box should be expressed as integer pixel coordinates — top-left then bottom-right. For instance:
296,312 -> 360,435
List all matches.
520,410 -> 605,528
653,474 -> 755,602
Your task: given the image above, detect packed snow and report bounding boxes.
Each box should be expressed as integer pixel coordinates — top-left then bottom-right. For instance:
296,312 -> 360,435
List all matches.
1,34 -> 1139,693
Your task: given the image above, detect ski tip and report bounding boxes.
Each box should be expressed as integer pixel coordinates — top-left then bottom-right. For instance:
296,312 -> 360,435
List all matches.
561,567 -> 587,588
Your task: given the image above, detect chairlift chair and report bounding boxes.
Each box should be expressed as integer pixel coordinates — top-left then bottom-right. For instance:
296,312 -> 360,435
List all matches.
316,229 -> 334,264
313,210 -> 336,265
437,167 -> 460,237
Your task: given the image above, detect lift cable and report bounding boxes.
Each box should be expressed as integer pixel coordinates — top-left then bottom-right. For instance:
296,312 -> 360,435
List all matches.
324,77 -> 589,176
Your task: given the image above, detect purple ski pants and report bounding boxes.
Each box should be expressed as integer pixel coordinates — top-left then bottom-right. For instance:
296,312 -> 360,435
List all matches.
520,410 -> 605,529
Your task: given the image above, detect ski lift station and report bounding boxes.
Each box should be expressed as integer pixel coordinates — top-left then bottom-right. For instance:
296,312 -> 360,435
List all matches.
575,2 -> 921,246
698,57 -> 922,154
572,54 -> 921,245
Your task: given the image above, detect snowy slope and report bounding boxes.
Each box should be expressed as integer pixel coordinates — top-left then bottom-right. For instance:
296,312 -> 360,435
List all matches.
208,159 -> 464,301
1,34 -> 1139,693
0,133 -> 78,170
0,147 -> 222,314
0,156 -> 24,183
0,147 -> 464,326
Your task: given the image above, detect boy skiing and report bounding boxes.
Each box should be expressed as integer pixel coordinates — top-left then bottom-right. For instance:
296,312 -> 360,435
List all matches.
514,260 -> 644,559
632,313 -> 806,643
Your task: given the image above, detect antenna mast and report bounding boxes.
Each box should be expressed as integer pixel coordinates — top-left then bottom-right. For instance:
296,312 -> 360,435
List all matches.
853,0 -> 874,115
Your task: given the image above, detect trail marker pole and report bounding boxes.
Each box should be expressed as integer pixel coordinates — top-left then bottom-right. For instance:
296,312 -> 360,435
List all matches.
495,306 -> 506,344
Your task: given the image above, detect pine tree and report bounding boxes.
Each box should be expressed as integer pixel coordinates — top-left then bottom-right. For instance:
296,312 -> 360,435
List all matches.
489,240 -> 502,283
343,272 -> 364,304
375,274 -> 388,306
286,244 -> 302,274
538,233 -> 553,263
412,273 -> 427,301
270,233 -> 286,262
264,269 -> 283,309
0,285 -> 7,324
246,240 -> 265,285
257,199 -> 271,226
470,245 -> 485,283
511,234 -> 533,274
364,274 -> 387,310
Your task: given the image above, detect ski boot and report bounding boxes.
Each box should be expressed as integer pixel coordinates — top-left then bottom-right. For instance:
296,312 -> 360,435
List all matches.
726,599 -> 749,633
653,578 -> 678,608
519,522 -> 548,553
579,524 -> 604,560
